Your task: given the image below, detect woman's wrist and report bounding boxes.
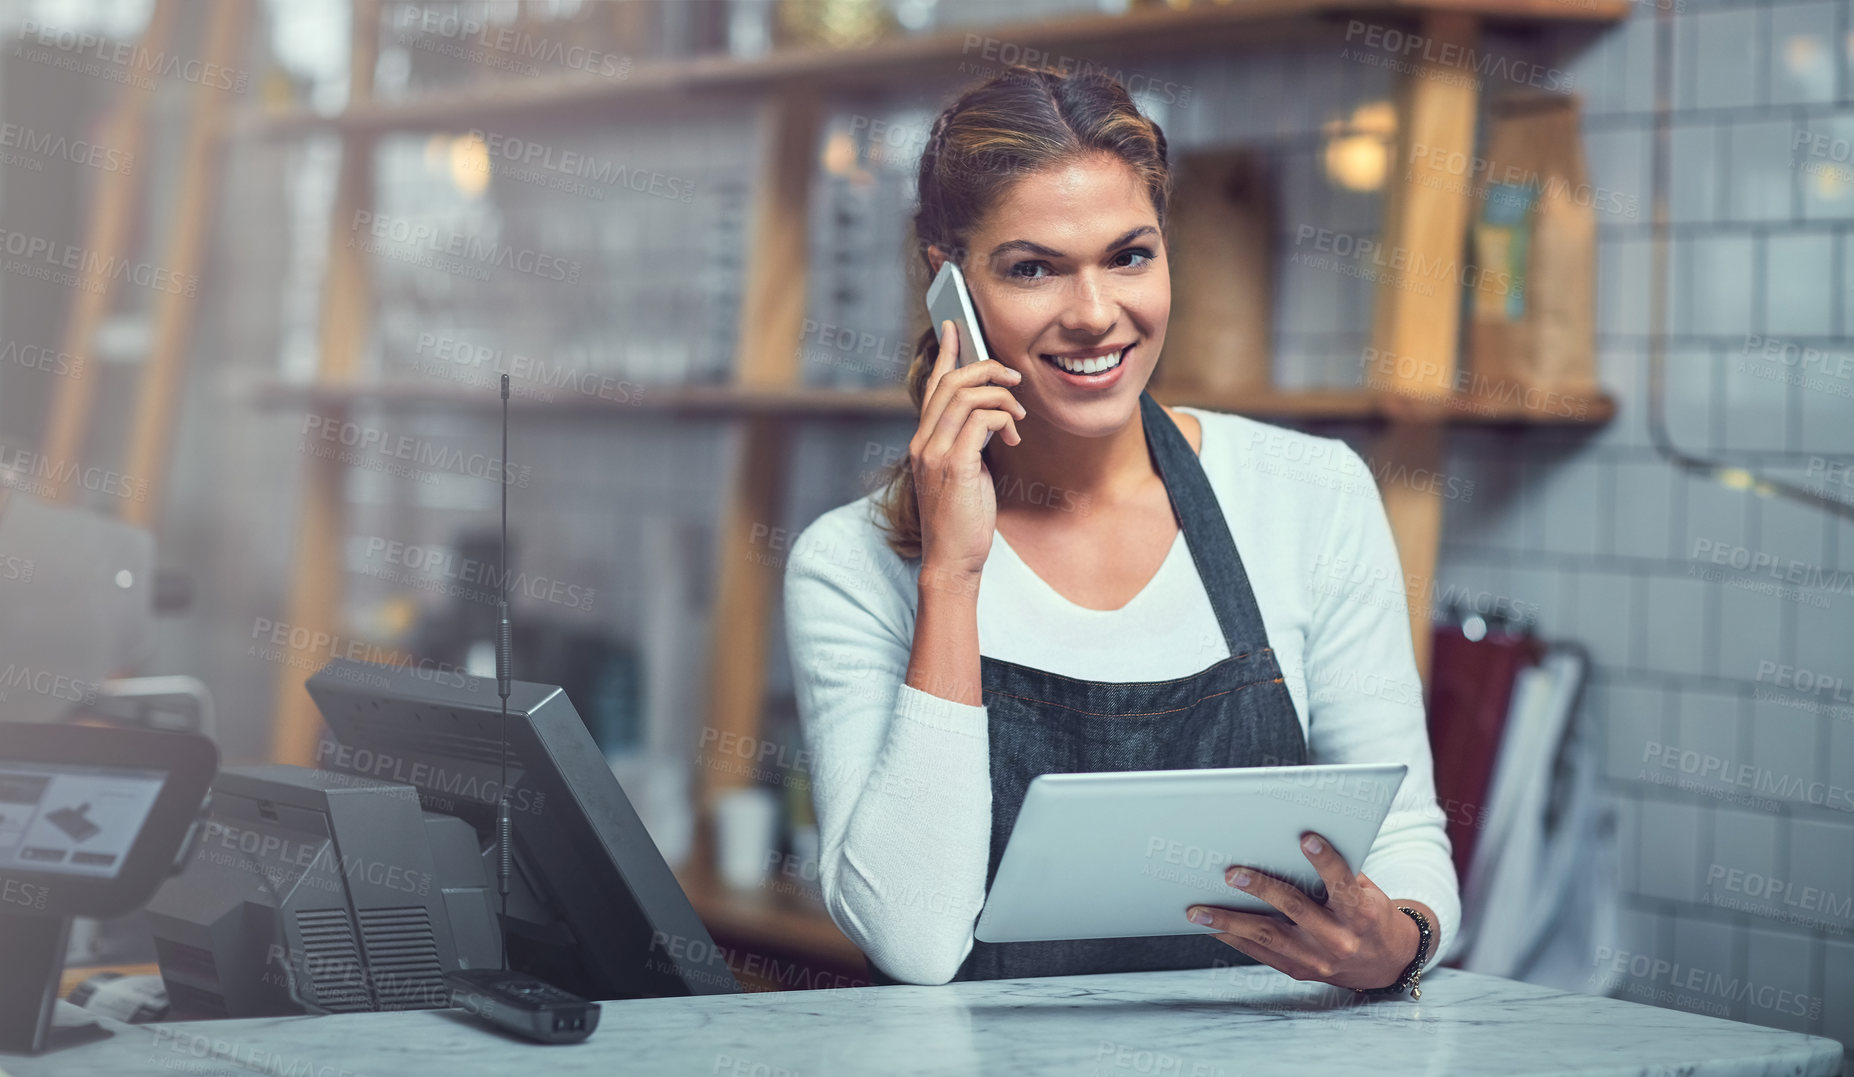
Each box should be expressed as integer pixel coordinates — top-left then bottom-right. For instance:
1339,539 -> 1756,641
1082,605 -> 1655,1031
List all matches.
1358,904 -> 1433,999
918,559 -> 982,600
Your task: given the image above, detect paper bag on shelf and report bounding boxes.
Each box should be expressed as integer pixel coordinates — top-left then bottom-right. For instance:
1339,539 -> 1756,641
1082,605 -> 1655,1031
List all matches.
1467,93 -> 1598,397
1160,148 -> 1274,397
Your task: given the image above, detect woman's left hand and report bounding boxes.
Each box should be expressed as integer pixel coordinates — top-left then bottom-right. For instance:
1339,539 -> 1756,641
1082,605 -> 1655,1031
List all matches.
1184,832 -> 1427,991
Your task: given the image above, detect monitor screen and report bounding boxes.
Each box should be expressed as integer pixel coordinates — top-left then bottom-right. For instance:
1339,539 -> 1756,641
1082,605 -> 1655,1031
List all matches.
0,761 -> 168,879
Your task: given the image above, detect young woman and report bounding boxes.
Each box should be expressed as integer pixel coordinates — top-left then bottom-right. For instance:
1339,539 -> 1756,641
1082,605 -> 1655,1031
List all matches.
783,66 -> 1457,991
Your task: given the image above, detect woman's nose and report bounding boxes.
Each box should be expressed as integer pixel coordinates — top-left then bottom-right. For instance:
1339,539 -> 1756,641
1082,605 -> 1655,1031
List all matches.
1057,276 -> 1116,336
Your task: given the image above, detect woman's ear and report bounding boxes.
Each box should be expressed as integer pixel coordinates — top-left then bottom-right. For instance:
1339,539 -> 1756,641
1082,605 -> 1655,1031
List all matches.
925,244 -> 947,276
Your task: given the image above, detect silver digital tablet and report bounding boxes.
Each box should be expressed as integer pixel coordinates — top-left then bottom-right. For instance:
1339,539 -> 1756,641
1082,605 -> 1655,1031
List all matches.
972,763 -> 1409,944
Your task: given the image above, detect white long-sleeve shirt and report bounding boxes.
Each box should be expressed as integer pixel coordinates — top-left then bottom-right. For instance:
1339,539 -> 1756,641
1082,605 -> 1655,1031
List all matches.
782,405 -> 1460,986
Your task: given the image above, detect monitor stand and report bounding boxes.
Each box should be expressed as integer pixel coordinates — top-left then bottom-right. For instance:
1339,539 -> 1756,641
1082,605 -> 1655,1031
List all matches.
0,914 -> 102,1055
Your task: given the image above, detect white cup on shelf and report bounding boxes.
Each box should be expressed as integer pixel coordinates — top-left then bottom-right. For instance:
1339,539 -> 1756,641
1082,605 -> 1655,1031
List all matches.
713,786 -> 780,892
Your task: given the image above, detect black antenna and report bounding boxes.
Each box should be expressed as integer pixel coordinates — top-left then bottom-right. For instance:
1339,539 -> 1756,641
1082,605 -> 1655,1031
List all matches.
495,373 -> 513,969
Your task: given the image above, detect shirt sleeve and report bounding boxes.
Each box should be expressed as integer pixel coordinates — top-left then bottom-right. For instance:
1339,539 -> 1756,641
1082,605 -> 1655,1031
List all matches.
782,510 -> 993,985
1297,445 -> 1462,971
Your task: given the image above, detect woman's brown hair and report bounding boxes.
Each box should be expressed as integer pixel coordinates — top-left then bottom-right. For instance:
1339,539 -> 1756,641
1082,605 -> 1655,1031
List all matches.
870,65 -> 1173,561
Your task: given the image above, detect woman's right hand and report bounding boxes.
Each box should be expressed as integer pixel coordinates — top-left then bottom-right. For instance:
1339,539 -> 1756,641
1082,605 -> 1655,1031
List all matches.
911,319 -> 1025,582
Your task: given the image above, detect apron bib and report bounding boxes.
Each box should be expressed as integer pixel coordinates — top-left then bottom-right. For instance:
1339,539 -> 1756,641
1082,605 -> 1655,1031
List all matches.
872,390 -> 1308,983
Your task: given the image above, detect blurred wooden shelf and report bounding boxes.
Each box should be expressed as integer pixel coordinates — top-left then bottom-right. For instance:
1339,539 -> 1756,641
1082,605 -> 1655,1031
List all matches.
673,862 -> 866,976
238,0 -> 1630,138
250,378 -> 1614,426
60,962 -> 160,999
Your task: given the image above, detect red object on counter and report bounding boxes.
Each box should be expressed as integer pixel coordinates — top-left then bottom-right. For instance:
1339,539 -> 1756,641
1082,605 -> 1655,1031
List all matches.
1425,626 -> 1544,883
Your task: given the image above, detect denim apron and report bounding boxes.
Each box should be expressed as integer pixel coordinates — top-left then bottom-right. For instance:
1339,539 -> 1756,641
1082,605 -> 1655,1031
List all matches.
869,389 -> 1310,984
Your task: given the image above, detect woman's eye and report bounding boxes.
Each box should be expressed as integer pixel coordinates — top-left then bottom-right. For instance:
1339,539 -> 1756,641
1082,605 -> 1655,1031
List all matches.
1007,261 -> 1052,280
1112,247 -> 1155,269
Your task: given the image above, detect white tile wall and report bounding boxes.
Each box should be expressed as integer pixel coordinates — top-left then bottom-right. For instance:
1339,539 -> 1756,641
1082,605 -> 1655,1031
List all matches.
1766,2 -> 1841,106
1822,936 -> 1854,1053
1532,458 -> 1608,557
1742,926 -> 1815,1030
1685,8 -> 1764,111
1758,491 -> 1830,567
1799,115 -> 1854,222
1716,809 -> 1784,892
1676,235 -> 1757,337
1715,584 -> 1789,680
1643,575 -> 1714,675
1603,681 -> 1672,781
1671,915 -> 1743,1017
1639,796 -> 1710,902
1676,691 -> 1745,796
1786,817 -> 1854,932
1792,590 -> 1854,675
1761,232 -> 1836,338
1611,459 -> 1679,557
1726,119 -> 1798,222
1571,570 -> 1640,664
1749,697 -> 1824,809
1670,123 -> 1725,224
1597,235 -> 1654,339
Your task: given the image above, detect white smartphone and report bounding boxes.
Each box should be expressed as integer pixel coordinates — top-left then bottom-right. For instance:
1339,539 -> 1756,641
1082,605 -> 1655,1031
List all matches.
925,259 -> 996,448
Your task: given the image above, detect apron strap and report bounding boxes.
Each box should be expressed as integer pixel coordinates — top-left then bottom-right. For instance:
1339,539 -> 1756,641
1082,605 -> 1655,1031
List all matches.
1138,390 -> 1271,654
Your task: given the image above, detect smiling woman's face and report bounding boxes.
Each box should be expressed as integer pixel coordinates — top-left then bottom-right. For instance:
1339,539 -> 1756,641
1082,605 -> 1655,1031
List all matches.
948,150 -> 1169,437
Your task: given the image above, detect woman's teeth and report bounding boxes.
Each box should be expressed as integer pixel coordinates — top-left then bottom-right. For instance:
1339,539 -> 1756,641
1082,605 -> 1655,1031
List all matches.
1044,348 -> 1124,375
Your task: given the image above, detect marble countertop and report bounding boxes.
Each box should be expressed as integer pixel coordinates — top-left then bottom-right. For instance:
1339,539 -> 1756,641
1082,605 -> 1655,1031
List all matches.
2,967 -> 1843,1077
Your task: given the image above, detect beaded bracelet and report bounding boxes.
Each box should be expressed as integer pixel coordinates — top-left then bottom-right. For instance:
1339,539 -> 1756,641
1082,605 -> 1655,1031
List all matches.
1354,905 -> 1430,1001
